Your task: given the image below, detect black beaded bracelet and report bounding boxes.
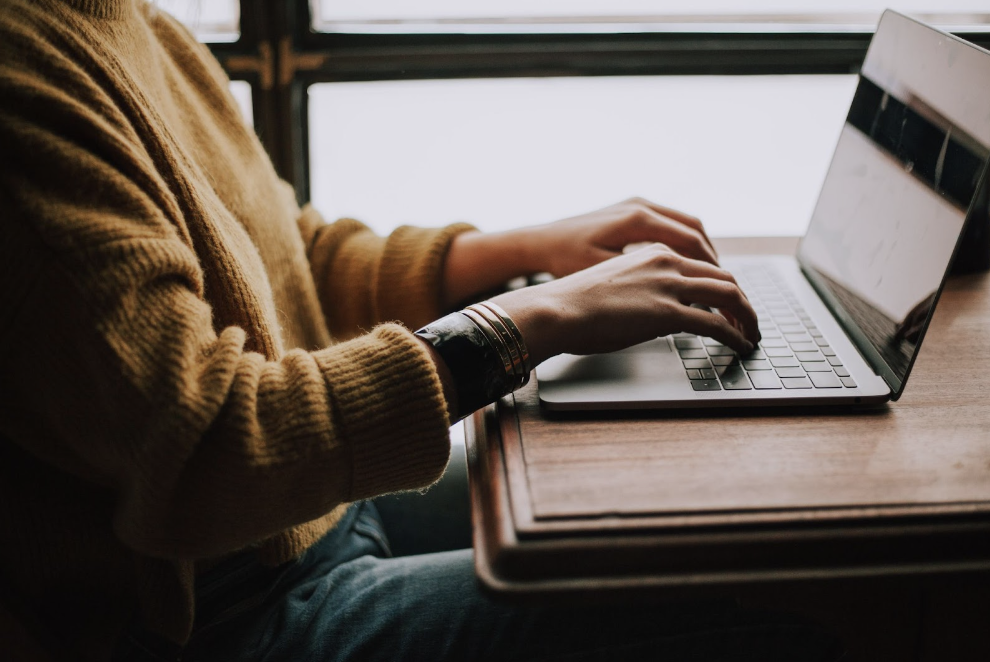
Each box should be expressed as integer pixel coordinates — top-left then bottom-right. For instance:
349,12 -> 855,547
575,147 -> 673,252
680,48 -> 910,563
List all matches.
414,312 -> 514,417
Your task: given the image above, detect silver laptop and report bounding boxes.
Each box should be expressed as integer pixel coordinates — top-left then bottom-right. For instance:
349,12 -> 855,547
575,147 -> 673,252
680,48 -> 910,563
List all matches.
538,10 -> 990,411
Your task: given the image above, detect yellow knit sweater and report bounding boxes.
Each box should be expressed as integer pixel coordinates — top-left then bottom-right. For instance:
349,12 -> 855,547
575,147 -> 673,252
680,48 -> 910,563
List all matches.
0,0 -> 472,657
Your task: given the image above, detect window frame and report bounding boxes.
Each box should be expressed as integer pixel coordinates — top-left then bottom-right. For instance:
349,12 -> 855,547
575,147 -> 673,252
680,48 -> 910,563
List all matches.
205,1 -> 990,206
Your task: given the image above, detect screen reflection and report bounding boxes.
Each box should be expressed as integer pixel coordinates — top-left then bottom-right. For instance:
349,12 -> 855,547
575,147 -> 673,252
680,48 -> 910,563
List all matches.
798,11 -> 990,390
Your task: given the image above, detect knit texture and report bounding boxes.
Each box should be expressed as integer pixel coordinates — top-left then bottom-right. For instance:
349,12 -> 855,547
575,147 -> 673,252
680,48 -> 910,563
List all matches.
0,0 -> 474,656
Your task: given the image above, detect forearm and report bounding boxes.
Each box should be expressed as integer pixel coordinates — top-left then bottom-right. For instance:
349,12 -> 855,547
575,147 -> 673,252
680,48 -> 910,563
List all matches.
441,227 -> 545,309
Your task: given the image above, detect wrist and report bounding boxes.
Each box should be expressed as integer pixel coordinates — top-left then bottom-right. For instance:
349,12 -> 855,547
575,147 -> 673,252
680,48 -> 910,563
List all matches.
443,228 -> 546,308
415,305 -> 532,420
489,285 -> 565,368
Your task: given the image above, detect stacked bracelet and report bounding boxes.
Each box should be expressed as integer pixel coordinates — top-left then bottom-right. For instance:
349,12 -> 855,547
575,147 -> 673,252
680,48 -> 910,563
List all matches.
463,302 -> 532,390
414,302 -> 532,417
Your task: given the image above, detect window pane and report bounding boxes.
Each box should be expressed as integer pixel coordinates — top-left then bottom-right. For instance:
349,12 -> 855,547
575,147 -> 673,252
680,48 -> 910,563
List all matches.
309,76 -> 857,238
158,0 -> 239,42
313,0 -> 990,33
228,80 -> 253,127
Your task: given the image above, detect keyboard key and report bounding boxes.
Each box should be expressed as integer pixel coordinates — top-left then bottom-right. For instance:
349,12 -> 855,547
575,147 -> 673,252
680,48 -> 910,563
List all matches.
711,356 -> 738,366
820,346 -> 837,356
789,342 -> 818,352
781,377 -> 813,389
760,338 -> 788,348
784,333 -> 812,343
809,372 -> 842,388
775,366 -> 806,378
770,357 -> 800,367
815,337 -> 830,346
808,327 -> 823,337
749,371 -> 783,389
827,356 -> 843,366
779,324 -> 805,333
834,366 -> 850,378
741,349 -> 766,360
707,346 -> 736,356
802,362 -> 833,372
703,337 -> 725,347
683,359 -> 712,369
742,359 -> 771,370
758,321 -> 777,331
675,337 -> 703,349
765,347 -> 794,357
719,366 -> 753,390
691,379 -> 722,391
760,330 -> 782,339
774,316 -> 800,326
700,368 -> 717,380
679,349 -> 708,359
686,369 -> 702,380
795,351 -> 824,362
840,377 -> 858,388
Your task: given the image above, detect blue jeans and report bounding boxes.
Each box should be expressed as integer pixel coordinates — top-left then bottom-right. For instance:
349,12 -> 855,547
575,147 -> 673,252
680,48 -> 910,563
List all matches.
117,500 -> 843,662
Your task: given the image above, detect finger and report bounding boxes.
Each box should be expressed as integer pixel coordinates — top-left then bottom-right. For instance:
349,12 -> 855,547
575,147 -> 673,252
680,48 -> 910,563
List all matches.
673,278 -> 761,344
674,305 -> 754,354
666,255 -> 754,307
629,197 -> 717,257
633,208 -> 719,266
665,254 -> 739,285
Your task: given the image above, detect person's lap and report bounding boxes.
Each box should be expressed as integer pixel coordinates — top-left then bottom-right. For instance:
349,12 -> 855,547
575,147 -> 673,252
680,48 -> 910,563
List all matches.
176,499 -> 842,662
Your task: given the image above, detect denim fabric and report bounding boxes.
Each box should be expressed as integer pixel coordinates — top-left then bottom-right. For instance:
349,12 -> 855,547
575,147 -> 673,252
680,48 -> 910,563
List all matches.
108,500 -> 847,662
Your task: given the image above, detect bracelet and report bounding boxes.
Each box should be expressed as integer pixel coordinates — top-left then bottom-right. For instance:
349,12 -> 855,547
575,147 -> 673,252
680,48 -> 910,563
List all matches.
464,304 -> 528,389
414,312 -> 511,417
414,303 -> 532,417
477,301 -> 532,377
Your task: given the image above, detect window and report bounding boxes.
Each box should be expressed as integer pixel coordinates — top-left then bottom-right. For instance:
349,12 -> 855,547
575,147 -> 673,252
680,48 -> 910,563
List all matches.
312,0 -> 990,33
309,75 -> 856,237
165,2 -> 990,236
157,0 -> 240,42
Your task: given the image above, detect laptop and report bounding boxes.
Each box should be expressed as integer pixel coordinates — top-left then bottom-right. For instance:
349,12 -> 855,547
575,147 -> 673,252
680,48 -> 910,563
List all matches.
538,10 -> 990,411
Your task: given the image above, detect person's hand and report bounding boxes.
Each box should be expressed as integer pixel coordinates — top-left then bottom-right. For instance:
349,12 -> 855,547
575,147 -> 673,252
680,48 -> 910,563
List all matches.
442,197 -> 719,308
490,243 -> 759,367
522,197 -> 719,278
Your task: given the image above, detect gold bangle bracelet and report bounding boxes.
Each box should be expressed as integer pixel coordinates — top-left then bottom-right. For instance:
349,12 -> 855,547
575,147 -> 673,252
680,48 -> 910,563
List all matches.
460,308 -> 515,383
466,304 -> 525,383
477,301 -> 532,375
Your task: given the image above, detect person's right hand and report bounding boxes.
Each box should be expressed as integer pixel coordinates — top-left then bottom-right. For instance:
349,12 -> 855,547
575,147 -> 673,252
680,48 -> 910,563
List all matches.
490,242 -> 760,367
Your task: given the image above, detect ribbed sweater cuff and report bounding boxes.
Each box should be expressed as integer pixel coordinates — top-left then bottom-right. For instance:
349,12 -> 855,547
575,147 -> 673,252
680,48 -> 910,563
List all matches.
377,223 -> 478,327
314,323 -> 451,500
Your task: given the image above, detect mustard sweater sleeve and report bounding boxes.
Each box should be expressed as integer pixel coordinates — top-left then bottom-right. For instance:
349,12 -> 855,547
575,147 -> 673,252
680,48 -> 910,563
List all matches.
297,206 -> 476,339
0,8 -> 450,560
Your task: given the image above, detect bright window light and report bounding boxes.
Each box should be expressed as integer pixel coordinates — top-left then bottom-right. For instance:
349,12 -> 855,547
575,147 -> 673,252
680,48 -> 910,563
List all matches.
309,75 -> 858,238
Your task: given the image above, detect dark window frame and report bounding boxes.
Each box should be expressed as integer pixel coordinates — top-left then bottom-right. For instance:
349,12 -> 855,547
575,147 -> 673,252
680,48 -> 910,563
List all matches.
208,1 -> 990,206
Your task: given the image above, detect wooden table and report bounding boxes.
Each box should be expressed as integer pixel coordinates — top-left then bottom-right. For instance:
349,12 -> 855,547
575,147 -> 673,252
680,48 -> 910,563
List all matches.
465,237 -> 990,659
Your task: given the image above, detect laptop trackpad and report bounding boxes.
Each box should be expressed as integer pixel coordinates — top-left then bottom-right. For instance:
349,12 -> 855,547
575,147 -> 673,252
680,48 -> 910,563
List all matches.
536,337 -> 684,404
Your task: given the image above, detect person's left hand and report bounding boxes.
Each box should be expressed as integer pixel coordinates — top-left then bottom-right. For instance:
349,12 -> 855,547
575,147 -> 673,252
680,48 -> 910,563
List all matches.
442,197 -> 719,309
522,197 -> 718,278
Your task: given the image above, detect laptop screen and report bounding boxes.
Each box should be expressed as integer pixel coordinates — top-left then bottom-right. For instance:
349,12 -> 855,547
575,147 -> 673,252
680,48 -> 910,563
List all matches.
797,10 -> 990,398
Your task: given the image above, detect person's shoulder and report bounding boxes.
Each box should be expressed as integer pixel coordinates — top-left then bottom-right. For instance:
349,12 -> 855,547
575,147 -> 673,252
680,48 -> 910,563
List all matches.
0,1 -> 102,95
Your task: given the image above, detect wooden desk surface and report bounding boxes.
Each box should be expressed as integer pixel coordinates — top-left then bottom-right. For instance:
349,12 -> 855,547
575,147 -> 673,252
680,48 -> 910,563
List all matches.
466,237 -> 990,595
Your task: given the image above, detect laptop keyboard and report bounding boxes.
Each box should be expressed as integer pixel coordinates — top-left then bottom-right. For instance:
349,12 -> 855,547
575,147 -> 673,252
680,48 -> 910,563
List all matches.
675,265 -> 858,392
